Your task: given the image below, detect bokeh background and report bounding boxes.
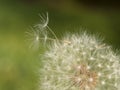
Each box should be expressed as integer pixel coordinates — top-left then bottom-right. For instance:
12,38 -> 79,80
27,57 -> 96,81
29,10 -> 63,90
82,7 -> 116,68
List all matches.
0,0 -> 120,90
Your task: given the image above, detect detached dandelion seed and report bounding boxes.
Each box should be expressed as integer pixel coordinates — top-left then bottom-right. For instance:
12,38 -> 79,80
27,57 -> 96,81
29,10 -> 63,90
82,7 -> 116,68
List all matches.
26,12 -> 58,50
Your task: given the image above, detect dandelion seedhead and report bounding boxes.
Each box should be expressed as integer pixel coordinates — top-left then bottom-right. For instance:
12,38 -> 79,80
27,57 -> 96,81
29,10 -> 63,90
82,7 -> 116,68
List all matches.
40,33 -> 120,90
26,13 -> 120,90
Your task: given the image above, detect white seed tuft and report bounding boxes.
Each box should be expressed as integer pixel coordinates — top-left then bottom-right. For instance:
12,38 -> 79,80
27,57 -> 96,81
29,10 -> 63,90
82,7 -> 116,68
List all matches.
39,33 -> 120,90
28,13 -> 120,90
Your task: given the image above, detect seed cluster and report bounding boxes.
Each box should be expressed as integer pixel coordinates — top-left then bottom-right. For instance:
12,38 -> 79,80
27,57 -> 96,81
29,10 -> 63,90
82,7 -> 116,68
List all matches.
40,33 -> 120,90
72,64 -> 98,90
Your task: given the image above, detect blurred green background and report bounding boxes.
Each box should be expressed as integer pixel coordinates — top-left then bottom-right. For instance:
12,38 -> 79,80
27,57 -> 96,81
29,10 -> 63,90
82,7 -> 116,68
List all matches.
0,0 -> 120,90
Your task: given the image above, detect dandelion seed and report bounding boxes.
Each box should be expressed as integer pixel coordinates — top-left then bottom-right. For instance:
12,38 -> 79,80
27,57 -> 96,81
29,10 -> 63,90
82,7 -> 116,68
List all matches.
87,66 -> 91,70
98,64 -> 102,68
82,52 -> 86,55
98,72 -> 102,77
108,75 -> 112,79
100,55 -> 105,58
26,13 -> 59,50
101,81 -> 105,85
106,65 -> 110,69
85,85 -> 89,89
114,83 -> 117,87
90,57 -> 95,60
89,78 -> 93,82
77,65 -> 81,69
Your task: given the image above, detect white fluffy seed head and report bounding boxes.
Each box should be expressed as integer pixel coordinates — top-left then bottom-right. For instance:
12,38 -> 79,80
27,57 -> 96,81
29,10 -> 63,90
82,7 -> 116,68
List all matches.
26,13 -> 120,90
39,33 -> 120,90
